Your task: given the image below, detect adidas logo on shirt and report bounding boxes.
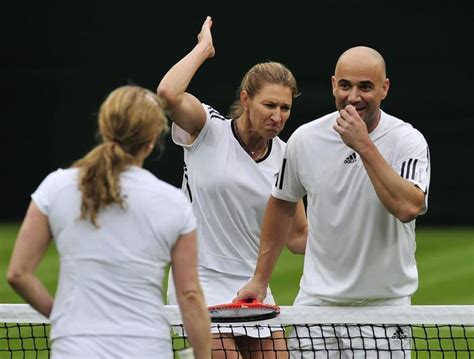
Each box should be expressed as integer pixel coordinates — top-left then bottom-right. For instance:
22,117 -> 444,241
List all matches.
344,152 -> 357,164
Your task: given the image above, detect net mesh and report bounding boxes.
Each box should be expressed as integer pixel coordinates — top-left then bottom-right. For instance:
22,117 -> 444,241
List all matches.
1,304 -> 473,358
0,323 -> 50,358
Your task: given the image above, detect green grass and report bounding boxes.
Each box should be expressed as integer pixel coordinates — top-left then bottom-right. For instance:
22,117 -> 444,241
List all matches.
1,224 -> 473,304
270,227 -> 474,305
1,224 -> 473,358
412,228 -> 474,304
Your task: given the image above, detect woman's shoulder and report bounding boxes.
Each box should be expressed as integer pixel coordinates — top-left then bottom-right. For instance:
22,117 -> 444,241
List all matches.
39,167 -> 78,188
124,167 -> 188,202
202,104 -> 233,132
203,103 -> 229,122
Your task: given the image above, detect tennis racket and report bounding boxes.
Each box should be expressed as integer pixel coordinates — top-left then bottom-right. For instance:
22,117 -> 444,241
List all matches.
208,299 -> 280,323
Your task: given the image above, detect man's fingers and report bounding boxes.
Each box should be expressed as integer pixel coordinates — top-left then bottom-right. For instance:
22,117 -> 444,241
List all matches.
344,104 -> 357,114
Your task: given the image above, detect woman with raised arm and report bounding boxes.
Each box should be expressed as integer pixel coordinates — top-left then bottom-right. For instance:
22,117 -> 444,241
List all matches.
157,16 -> 307,358
7,85 -> 211,359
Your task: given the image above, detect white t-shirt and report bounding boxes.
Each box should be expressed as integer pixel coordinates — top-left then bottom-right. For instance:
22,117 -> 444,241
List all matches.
273,110 -> 431,302
172,104 -> 286,276
32,166 -> 196,345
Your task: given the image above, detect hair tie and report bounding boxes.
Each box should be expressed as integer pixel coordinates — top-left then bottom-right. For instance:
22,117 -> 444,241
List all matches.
109,139 -> 122,147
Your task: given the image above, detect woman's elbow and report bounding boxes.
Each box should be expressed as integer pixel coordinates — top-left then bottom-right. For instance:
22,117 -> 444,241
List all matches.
156,84 -> 179,108
178,287 -> 205,309
7,268 -> 25,289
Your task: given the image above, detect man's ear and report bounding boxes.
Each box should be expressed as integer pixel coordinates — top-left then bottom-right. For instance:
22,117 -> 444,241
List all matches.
331,75 -> 337,97
381,78 -> 390,100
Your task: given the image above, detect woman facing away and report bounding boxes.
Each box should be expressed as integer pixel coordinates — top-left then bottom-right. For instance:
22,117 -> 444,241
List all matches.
7,85 -> 211,359
157,17 -> 307,359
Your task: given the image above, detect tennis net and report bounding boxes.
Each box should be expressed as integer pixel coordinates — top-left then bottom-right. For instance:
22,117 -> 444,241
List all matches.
1,304 -> 473,358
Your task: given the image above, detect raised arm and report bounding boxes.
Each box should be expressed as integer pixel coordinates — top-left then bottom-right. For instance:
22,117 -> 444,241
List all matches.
171,230 -> 211,359
157,16 -> 215,139
334,105 -> 426,222
7,201 -> 53,317
285,199 -> 307,254
234,196 -> 298,302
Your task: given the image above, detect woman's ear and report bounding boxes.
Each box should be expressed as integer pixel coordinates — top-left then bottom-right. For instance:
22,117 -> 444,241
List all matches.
240,90 -> 249,111
143,136 -> 156,159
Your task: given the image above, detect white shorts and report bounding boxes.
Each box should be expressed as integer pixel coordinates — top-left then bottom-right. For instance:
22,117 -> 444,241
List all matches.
51,335 -> 172,359
288,296 -> 412,359
167,266 -> 284,338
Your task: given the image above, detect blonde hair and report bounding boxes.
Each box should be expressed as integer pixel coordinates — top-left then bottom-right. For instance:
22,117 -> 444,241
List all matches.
227,61 -> 298,119
73,85 -> 169,227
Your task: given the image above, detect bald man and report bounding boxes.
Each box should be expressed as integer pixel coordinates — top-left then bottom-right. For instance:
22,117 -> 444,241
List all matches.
235,46 -> 431,358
